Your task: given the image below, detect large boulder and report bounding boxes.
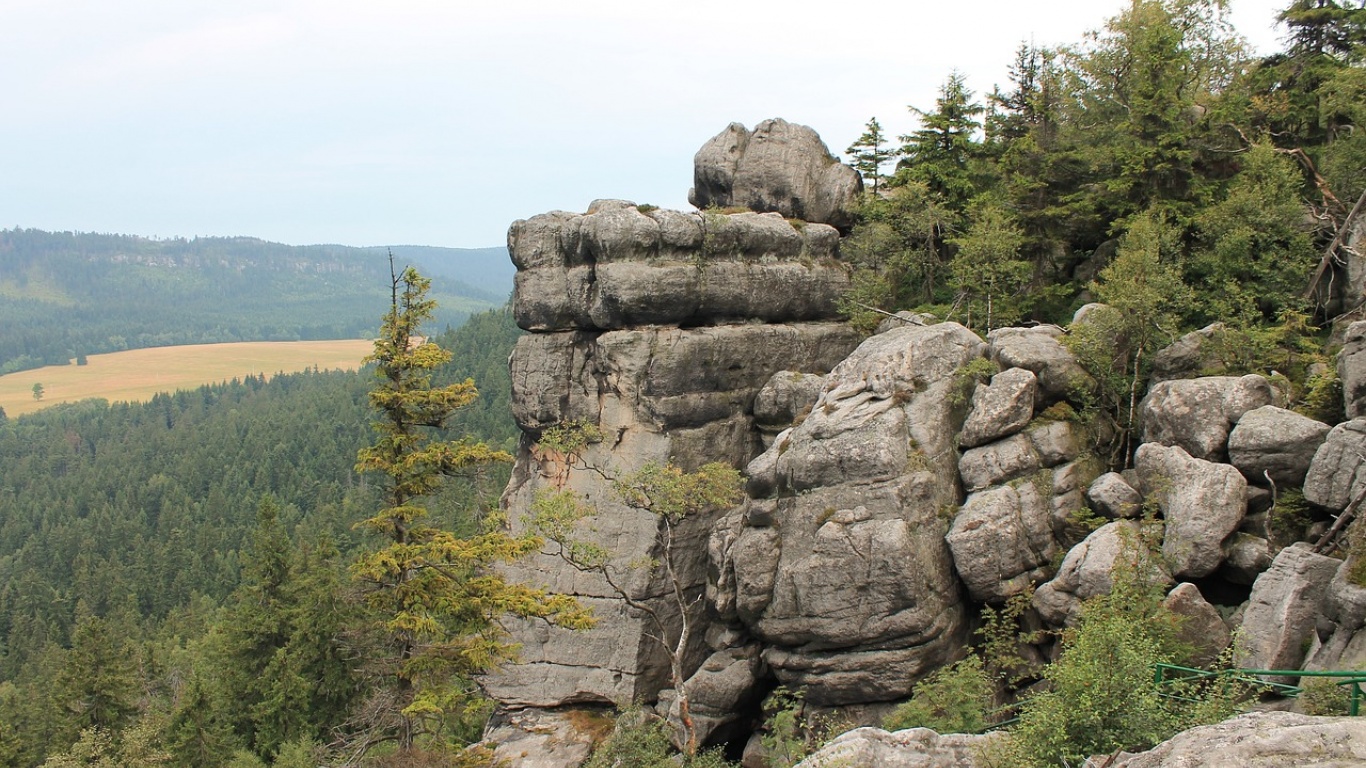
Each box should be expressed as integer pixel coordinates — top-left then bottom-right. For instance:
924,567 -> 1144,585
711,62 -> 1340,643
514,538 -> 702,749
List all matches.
1162,582 -> 1231,667
689,119 -> 863,231
1339,320 -> 1366,418
509,201 -> 851,331
985,326 -> 1092,400
1111,711 -> 1366,767
475,709 -> 600,768
1149,323 -> 1229,382
1303,418 -> 1366,511
1140,375 -> 1279,461
957,421 -> 1081,492
1034,521 -> 1173,626
660,645 -> 763,748
1227,405 -> 1330,486
1234,543 -> 1341,674
792,727 -> 1005,768
947,481 -> 1060,603
713,323 -> 986,705
958,367 -> 1038,448
1134,442 -> 1247,579
1304,558 -> 1366,672
1086,472 -> 1143,519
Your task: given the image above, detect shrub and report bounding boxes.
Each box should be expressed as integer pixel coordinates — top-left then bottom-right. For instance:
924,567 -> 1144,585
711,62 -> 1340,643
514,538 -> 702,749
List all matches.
882,655 -> 993,734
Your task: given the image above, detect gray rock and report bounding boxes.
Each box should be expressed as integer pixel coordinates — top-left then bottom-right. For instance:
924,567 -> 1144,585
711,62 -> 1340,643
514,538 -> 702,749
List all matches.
986,326 -> 1093,400
1150,323 -> 1227,382
1033,521 -> 1173,626
1086,472 -> 1143,518
1339,320 -> 1366,419
715,323 -> 987,705
1304,558 -> 1366,671
874,311 -> 936,335
958,367 -> 1038,448
958,421 -> 1080,492
947,481 -> 1060,603
1234,543 -> 1341,674
792,727 -> 1005,768
1163,582 -> 1231,667
1303,418 -> 1366,511
1111,711 -> 1366,767
1227,405 -> 1330,486
509,202 -> 851,331
661,644 -> 762,748
753,371 -> 826,431
1220,532 -> 1273,585
1134,442 -> 1247,579
689,118 -> 863,231
477,708 -> 599,768
1140,374 -> 1278,461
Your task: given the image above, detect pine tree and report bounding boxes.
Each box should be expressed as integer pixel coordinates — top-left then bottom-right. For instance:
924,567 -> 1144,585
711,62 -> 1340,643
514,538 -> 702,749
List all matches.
846,117 -> 895,193
349,259 -> 590,755
896,71 -> 984,212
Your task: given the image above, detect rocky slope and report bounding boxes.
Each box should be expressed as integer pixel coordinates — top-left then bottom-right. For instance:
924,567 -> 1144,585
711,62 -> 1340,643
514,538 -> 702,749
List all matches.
479,118 -> 1366,765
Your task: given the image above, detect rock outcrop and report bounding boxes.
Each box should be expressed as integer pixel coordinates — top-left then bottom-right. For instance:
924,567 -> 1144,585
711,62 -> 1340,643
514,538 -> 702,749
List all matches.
1111,711 -> 1366,767
791,727 -> 1004,768
484,199 -> 861,709
689,119 -> 862,231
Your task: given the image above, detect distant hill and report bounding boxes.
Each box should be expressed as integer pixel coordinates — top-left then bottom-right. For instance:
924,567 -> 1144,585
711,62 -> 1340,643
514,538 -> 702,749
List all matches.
0,228 -> 514,374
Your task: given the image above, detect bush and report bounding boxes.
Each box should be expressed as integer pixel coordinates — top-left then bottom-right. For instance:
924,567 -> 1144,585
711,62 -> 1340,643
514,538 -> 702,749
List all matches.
883,655 -> 993,734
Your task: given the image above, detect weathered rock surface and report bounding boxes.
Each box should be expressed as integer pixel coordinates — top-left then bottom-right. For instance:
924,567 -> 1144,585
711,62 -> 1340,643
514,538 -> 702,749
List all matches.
753,371 -> 826,433
1339,320 -> 1366,419
957,421 -> 1080,492
1034,521 -> 1173,626
1140,374 -> 1278,461
475,709 -> 600,768
486,199 -> 862,709
661,645 -> 763,747
958,368 -> 1037,448
1150,323 -> 1227,382
1305,559 -> 1366,671
985,325 -> 1092,400
1086,472 -> 1143,518
1111,711 -> 1366,767
792,727 -> 1005,768
1227,405 -> 1330,486
1134,442 -> 1247,579
947,481 -> 1059,603
1220,532 -> 1274,585
714,323 -> 986,705
1163,582 -> 1231,667
1303,418 -> 1366,511
1235,543 -> 1341,673
689,119 -> 863,231
510,200 -> 850,331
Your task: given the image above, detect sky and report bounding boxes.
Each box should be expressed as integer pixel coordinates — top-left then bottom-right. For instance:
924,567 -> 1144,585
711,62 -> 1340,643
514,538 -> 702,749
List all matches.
1,0 -> 1291,249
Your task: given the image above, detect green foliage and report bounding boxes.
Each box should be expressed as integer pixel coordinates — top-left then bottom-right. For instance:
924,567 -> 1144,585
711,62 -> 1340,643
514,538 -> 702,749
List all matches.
846,117 -> 895,193
897,71 -> 985,213
1299,677 -> 1352,715
756,688 -> 844,768
582,711 -> 734,768
988,530 -> 1243,767
947,206 -> 1031,331
1065,211 -> 1192,466
351,263 -> 589,752
838,184 -> 954,329
977,587 -> 1044,689
1299,365 -> 1346,425
1190,144 -> 1317,324
882,656 -> 993,734
1268,488 -> 1315,549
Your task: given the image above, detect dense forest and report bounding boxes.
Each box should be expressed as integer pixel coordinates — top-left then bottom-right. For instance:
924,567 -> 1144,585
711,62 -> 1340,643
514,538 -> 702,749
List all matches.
0,230 -> 514,375
0,309 -> 520,767
3,0 -> 1366,766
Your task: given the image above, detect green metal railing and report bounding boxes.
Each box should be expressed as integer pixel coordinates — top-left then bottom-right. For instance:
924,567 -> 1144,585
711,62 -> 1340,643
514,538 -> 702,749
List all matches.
1153,663 -> 1366,716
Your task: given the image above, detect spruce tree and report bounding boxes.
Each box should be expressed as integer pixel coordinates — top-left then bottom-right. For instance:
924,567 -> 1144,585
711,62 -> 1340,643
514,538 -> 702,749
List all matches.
349,260 -> 589,755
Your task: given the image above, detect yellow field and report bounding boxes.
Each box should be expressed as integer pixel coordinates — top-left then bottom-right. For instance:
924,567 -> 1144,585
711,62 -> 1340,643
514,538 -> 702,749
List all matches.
0,340 -> 374,418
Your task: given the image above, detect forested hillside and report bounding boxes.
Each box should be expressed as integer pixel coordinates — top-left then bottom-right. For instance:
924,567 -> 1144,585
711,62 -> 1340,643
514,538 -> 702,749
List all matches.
0,308 -> 520,767
0,230 -> 514,375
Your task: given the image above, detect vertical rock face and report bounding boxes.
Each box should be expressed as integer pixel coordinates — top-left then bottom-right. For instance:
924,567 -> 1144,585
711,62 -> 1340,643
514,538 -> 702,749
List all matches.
482,199 -> 861,709
712,323 -> 984,705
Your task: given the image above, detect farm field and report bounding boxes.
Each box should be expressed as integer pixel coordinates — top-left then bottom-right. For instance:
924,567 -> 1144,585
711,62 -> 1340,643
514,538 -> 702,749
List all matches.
0,339 -> 374,418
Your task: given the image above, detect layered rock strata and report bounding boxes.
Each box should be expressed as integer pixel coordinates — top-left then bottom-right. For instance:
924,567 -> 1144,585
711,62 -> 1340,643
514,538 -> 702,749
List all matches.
482,199 -> 861,709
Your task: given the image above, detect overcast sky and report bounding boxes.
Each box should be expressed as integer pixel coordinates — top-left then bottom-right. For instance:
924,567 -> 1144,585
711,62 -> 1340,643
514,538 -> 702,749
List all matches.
1,0 -> 1289,249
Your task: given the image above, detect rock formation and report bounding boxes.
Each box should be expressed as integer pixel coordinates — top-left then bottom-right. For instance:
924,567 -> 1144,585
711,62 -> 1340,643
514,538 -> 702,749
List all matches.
484,119 -> 1366,764
689,119 -> 863,231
